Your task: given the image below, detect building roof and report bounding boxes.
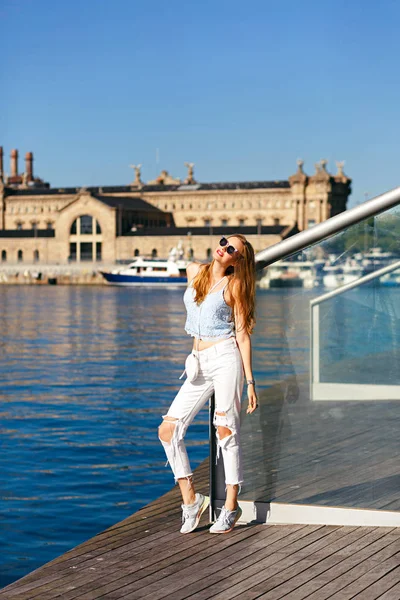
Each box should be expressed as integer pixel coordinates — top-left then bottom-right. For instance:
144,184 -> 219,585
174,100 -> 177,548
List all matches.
140,181 -> 290,192
123,224 -> 291,237
92,195 -> 164,212
4,180 -> 290,197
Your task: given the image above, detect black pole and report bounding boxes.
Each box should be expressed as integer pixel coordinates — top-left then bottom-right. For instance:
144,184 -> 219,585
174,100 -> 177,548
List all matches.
209,392 -> 216,521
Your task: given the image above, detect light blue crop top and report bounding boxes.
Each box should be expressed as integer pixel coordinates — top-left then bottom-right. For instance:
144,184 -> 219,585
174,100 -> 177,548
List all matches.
183,277 -> 235,341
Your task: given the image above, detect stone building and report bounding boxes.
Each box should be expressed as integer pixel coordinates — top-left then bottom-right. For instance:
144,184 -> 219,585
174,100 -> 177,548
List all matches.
0,148 -> 351,264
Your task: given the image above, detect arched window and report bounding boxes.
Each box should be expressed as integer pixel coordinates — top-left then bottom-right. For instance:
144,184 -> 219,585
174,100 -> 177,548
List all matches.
17,250 -> 23,262
69,215 -> 102,262
33,250 -> 39,262
206,248 -> 212,260
70,215 -> 101,235
16,222 -> 23,231
273,217 -> 280,226
134,249 -> 140,256
151,248 -> 158,258
1,250 -> 6,262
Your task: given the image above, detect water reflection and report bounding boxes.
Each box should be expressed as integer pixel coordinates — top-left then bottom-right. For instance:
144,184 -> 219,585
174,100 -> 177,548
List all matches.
0,285 -> 200,588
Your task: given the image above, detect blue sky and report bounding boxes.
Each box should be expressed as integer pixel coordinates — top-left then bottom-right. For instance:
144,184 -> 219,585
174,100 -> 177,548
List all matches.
1,0 -> 399,207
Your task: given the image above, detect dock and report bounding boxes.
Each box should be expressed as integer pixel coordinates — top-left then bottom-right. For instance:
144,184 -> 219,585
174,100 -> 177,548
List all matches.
1,458 -> 400,600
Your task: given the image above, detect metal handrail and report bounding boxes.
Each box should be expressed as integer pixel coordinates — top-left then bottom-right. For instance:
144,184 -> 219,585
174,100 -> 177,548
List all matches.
255,186 -> 400,270
311,260 -> 400,306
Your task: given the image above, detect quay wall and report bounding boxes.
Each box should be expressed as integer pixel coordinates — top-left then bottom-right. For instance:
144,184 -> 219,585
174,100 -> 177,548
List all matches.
0,263 -> 110,285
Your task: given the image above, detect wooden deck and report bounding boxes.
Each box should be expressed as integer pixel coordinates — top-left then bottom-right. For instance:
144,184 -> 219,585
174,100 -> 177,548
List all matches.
1,458 -> 400,600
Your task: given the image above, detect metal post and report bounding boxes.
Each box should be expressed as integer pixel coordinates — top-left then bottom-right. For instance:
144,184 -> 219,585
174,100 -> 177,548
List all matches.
209,393 -> 216,522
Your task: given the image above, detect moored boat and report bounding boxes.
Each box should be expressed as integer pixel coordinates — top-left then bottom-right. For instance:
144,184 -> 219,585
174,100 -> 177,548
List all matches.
100,257 -> 188,286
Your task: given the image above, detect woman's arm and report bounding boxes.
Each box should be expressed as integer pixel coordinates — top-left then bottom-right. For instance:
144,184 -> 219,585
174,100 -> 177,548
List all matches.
186,261 -> 202,284
231,283 -> 258,414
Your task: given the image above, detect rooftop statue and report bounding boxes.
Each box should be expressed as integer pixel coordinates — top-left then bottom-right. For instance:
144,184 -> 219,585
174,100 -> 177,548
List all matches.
184,162 -> 196,184
129,164 -> 142,187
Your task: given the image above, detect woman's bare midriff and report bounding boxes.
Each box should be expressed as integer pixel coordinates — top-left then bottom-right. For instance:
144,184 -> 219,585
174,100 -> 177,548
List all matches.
192,337 -> 235,351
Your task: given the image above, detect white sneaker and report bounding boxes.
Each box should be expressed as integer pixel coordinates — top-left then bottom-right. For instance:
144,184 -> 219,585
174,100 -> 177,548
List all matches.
209,505 -> 242,534
180,493 -> 209,534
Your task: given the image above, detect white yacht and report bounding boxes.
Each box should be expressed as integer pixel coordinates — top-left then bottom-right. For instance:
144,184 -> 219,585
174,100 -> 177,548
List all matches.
100,257 -> 188,286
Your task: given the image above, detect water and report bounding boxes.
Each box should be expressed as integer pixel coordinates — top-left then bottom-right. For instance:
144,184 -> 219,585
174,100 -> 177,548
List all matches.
0,285 -> 398,588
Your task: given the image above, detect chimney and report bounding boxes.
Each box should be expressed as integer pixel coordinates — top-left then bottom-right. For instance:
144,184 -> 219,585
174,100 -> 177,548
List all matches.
25,151 -> 34,181
0,147 -> 3,178
10,149 -> 18,177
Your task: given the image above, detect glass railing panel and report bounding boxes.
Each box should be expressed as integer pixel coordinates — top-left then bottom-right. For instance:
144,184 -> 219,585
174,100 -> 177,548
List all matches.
315,272 -> 400,388
214,204 -> 400,512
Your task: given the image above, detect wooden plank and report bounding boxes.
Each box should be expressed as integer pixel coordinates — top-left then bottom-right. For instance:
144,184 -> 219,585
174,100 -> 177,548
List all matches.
326,562 -> 400,600
53,525 -> 309,600
28,520 -> 277,600
189,528 -> 387,600
275,531 -> 400,600
375,582 -> 400,600
118,527 -> 358,600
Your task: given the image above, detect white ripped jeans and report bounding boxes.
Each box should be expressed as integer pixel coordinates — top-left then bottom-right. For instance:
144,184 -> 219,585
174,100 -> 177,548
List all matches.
159,336 -> 244,487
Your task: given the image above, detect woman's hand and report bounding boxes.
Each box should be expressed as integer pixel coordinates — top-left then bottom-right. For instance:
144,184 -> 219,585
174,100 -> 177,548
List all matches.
246,385 -> 258,414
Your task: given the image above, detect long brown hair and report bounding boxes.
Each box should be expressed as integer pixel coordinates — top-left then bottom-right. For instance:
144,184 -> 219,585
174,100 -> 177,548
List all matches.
192,233 -> 256,335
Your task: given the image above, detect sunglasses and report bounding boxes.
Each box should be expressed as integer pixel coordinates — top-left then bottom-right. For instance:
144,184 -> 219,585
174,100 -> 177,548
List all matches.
219,237 -> 241,256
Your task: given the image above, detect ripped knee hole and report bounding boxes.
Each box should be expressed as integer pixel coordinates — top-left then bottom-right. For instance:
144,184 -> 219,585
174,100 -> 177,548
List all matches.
217,425 -> 233,439
158,417 -> 178,444
214,411 -> 233,439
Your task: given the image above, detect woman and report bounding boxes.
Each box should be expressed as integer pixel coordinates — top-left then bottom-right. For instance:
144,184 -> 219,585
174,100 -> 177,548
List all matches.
158,233 -> 258,534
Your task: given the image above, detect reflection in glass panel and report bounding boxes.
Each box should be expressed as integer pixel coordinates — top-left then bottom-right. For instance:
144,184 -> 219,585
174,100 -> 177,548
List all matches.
316,285 -> 400,387
96,242 -> 102,261
70,219 -> 77,235
215,205 -> 400,514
